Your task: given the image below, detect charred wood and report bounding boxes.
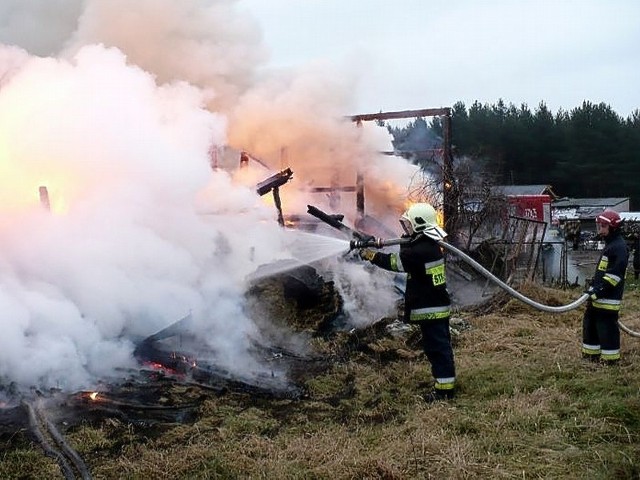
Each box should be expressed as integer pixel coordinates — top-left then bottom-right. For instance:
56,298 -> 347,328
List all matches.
23,400 -> 91,480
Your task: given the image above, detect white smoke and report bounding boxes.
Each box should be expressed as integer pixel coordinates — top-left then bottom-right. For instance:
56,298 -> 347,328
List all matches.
0,1 -> 421,393
0,42 -> 285,390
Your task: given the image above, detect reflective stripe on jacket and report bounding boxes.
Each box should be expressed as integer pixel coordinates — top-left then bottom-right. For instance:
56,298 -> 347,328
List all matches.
591,232 -> 629,311
370,233 -> 450,323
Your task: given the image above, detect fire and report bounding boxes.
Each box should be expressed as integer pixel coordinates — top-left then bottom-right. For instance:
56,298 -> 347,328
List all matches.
89,392 -> 99,401
143,361 -> 180,376
147,361 -> 168,370
0,168 -> 72,215
261,193 -> 276,207
37,184 -> 72,215
0,68 -> 90,216
0,139 -> 76,215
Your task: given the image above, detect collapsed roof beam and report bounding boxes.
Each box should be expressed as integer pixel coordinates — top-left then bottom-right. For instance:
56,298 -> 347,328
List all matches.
349,108 -> 450,123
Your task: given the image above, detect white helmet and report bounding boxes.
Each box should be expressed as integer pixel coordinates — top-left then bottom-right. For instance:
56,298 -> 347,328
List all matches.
400,203 -> 448,240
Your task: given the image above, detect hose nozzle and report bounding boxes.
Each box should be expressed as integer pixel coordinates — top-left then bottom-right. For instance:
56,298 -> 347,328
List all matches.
350,237 -> 383,250
349,237 -> 411,250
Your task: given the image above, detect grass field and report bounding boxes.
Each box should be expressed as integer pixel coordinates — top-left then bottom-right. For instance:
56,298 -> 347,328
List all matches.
2,283 -> 639,479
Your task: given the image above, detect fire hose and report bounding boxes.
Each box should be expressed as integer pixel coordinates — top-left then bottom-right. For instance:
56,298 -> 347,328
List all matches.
306,205 -> 639,336
350,236 -> 590,314
350,236 -> 640,336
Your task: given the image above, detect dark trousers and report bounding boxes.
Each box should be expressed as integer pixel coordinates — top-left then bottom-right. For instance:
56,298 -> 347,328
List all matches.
419,319 -> 456,380
582,304 -> 620,352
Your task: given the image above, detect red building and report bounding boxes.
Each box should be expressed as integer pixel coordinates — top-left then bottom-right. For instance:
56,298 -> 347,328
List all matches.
507,194 -> 551,223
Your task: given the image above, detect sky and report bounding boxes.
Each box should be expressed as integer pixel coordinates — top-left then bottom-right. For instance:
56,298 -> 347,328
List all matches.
239,0 -> 640,118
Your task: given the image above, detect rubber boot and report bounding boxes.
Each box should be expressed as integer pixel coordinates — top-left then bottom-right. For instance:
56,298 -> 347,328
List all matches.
423,389 -> 455,403
582,353 -> 601,363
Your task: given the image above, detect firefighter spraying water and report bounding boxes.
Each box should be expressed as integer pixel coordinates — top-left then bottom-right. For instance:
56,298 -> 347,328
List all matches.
355,203 -> 456,402
304,202 -> 640,402
306,204 -> 640,333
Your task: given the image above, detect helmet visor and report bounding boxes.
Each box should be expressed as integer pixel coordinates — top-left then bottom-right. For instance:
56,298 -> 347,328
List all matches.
399,217 -> 413,235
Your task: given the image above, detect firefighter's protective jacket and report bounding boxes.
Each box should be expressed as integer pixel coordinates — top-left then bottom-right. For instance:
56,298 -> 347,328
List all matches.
590,230 -> 629,311
370,233 -> 451,323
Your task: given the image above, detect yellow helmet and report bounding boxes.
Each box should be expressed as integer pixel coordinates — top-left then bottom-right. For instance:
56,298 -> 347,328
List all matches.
400,203 -> 447,240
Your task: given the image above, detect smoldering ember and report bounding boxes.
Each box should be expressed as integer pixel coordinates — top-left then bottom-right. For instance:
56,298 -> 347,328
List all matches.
0,258 -> 344,470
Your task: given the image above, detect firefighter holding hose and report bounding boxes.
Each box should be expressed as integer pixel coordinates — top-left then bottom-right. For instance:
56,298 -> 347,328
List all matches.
583,209 -> 629,364
358,203 -> 456,402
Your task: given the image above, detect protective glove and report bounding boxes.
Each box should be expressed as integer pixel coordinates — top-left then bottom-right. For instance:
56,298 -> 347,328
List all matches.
359,248 -> 376,262
585,285 -> 602,301
358,233 -> 376,244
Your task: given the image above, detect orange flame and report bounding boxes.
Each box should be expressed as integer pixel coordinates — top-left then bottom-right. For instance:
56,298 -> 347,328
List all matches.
0,138 -> 84,215
89,392 -> 99,401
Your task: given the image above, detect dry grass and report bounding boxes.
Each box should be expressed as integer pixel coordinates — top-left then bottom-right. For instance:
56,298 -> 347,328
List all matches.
2,284 -> 640,479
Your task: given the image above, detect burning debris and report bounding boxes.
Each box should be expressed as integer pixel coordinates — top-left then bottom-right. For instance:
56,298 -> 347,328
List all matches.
0,2 -> 451,477
256,168 -> 294,197
0,255 -> 427,478
256,167 -> 294,227
0,32 -> 416,399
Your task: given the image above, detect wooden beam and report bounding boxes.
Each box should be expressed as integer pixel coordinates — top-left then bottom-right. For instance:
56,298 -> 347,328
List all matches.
349,108 -> 450,123
309,186 -> 357,193
380,149 -> 444,156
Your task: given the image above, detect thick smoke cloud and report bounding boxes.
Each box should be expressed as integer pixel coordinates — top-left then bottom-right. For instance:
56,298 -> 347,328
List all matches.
0,43 -> 287,390
0,0 -> 419,394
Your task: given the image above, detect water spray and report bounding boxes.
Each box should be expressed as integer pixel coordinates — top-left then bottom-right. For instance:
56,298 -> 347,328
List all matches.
307,205 -> 639,335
